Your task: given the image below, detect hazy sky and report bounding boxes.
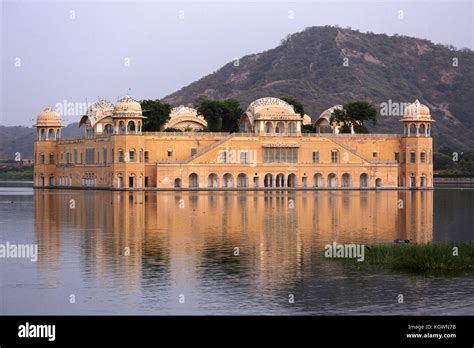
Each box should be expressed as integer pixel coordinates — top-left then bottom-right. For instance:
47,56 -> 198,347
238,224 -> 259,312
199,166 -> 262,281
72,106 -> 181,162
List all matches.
1,0 -> 472,126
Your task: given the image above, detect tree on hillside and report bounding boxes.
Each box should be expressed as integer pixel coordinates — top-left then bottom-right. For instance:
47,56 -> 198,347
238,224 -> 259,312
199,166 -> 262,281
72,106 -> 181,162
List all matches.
280,96 -> 305,117
330,101 -> 377,133
140,100 -> 171,131
196,98 -> 243,133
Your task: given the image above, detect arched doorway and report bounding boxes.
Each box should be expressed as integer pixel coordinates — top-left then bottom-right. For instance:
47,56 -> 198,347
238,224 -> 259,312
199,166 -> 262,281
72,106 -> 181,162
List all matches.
276,173 -> 285,188
359,173 -> 369,188
222,173 -> 234,188
189,173 -> 199,188
328,173 -> 338,188
287,173 -> 297,188
341,173 -> 352,188
314,173 -> 324,188
208,173 -> 219,188
174,178 -> 182,188
264,173 -> 273,188
420,175 -> 426,188
237,173 -> 248,188
375,178 -> 382,188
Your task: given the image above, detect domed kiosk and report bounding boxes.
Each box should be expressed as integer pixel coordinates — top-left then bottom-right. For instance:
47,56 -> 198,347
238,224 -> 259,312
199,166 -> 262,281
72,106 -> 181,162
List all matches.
162,106 -> 207,131
239,97 -> 303,135
112,95 -> 145,134
401,99 -> 434,137
35,107 -> 62,140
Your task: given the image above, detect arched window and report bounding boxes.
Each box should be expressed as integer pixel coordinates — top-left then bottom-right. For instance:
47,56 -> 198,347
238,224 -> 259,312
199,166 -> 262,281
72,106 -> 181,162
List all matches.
104,124 -> 113,135
41,129 -> 46,140
420,151 -> 426,163
118,149 -> 124,163
219,150 -> 229,164
265,122 -> 273,134
128,121 -> 136,133
129,149 -> 136,162
275,122 -> 285,134
48,129 -> 55,140
331,150 -> 339,163
419,124 -> 426,136
375,178 -> 382,188
174,178 -> 182,188
409,123 -> 417,136
288,122 -> 297,135
119,121 -> 126,134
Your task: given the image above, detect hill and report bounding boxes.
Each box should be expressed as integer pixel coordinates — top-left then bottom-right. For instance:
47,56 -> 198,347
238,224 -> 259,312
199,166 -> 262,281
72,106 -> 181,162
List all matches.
163,26 -> 474,149
0,123 -> 82,159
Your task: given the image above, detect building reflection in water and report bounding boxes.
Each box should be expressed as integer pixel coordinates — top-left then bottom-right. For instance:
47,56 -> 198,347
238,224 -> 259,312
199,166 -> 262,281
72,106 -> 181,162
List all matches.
34,190 -> 433,299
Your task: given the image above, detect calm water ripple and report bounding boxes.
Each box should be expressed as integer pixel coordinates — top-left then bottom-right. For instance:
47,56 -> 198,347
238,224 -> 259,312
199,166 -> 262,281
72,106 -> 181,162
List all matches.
0,188 -> 473,314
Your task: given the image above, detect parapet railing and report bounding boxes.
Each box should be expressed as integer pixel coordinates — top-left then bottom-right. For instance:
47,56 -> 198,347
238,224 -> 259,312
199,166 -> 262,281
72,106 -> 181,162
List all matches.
57,135 -> 112,143
302,133 -> 401,137
142,132 -> 230,136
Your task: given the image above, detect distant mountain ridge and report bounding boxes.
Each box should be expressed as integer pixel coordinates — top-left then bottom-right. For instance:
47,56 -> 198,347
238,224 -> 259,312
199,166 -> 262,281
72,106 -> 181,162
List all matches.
1,26 -> 472,160
163,26 -> 474,149
0,123 -> 82,159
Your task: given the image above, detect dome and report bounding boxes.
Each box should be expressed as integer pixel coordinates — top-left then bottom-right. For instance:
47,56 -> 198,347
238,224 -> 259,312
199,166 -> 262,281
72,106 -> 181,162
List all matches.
245,97 -> 295,116
242,97 -> 300,127
85,100 -> 114,126
317,105 -> 343,122
164,105 -> 207,131
35,106 -> 61,127
170,105 -> 199,118
113,95 -> 142,117
403,99 -> 431,119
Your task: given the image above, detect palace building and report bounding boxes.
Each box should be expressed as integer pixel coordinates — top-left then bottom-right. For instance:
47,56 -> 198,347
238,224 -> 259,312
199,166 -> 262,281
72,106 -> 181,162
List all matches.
33,96 -> 434,190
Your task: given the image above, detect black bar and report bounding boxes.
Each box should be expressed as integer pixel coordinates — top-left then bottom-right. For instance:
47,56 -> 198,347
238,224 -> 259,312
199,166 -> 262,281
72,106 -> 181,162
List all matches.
0,316 -> 473,346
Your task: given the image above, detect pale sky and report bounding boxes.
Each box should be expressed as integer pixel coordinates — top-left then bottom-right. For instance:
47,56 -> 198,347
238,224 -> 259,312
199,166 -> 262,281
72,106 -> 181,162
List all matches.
1,0 -> 472,126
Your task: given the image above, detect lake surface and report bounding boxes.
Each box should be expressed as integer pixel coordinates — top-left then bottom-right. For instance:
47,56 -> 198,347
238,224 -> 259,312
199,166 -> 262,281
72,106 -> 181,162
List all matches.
0,187 -> 473,315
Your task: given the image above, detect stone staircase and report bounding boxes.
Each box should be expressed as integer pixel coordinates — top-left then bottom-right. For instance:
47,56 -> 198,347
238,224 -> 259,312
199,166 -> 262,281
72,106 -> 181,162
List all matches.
323,136 -> 372,163
185,133 -> 235,163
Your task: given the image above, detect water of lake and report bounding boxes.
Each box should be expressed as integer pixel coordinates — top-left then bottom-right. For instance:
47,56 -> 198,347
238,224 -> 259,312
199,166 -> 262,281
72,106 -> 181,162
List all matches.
0,187 -> 473,315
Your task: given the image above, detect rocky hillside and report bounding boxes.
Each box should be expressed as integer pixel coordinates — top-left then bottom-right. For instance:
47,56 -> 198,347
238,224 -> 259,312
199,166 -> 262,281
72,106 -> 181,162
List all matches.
164,26 -> 474,150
